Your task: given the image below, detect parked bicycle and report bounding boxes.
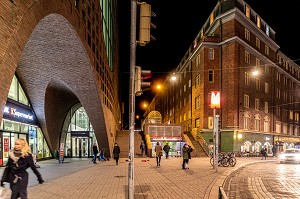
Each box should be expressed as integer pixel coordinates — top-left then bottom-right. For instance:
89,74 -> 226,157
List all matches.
210,152 -> 236,167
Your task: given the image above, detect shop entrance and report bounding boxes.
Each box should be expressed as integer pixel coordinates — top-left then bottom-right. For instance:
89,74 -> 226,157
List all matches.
72,137 -> 90,158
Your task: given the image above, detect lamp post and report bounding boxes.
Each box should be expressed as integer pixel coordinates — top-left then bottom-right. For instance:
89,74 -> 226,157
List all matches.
211,91 -> 220,172
171,73 -> 181,155
171,73 -> 177,124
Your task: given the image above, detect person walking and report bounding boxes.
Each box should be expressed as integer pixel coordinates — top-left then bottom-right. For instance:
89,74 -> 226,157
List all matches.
163,143 -> 170,159
182,143 -> 189,169
155,142 -> 162,166
140,141 -> 146,157
261,147 -> 267,160
113,143 -> 120,165
1,138 -> 44,199
92,143 -> 98,164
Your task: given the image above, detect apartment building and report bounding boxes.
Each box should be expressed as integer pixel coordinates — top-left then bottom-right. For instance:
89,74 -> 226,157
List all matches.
146,0 -> 300,154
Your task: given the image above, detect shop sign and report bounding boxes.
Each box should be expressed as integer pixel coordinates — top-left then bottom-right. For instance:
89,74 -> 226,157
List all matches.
3,101 -> 37,125
71,131 -> 89,137
4,138 -> 9,152
211,91 -> 220,109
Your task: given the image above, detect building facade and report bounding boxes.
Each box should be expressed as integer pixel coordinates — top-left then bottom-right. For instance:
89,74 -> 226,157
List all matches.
0,0 -> 121,165
146,0 -> 300,155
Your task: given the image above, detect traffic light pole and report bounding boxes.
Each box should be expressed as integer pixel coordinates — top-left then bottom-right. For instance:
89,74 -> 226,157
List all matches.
213,110 -> 219,172
129,0 -> 137,198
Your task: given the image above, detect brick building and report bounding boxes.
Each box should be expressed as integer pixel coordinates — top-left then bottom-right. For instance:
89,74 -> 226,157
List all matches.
0,0 -> 121,165
145,0 -> 300,155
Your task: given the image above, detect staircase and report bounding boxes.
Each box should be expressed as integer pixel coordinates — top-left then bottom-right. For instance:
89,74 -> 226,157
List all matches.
115,130 -> 142,158
185,131 -> 208,157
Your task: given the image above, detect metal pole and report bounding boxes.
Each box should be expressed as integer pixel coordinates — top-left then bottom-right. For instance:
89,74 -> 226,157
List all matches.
129,0 -> 137,198
213,109 -> 219,172
216,114 -> 219,172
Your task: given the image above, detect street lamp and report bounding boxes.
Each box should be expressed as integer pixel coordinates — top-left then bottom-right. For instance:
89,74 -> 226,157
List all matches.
171,73 -> 177,123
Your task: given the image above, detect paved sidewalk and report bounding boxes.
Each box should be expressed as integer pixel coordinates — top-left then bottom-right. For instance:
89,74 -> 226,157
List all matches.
0,156 -> 277,199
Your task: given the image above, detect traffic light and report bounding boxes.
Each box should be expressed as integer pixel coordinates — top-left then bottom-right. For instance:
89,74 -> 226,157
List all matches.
139,2 -> 156,46
135,66 -> 152,96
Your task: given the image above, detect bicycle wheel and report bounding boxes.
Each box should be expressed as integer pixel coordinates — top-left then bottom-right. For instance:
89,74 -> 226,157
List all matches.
210,157 -> 214,166
221,157 -> 229,167
228,157 -> 237,167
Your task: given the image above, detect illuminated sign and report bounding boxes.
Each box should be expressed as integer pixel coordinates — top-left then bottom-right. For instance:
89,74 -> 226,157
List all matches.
211,91 -> 220,109
4,106 -> 33,120
3,101 -> 37,125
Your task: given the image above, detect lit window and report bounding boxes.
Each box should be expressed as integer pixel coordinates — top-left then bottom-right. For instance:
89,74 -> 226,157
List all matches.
245,72 -> 249,85
264,102 -> 268,113
245,29 -> 250,41
244,95 -> 249,108
257,16 -> 261,28
265,45 -> 269,56
245,51 -> 250,64
196,74 -> 200,87
209,48 -> 214,60
195,96 -> 200,109
195,118 -> 200,128
255,98 -> 260,110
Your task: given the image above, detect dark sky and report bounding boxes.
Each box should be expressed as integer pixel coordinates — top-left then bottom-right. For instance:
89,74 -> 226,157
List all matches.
118,0 -> 299,128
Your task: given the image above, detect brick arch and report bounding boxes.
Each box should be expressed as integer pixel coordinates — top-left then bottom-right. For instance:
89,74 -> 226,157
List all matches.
0,1 -> 110,154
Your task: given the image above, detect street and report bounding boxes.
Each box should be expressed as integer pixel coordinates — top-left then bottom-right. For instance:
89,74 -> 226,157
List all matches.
223,159 -> 300,198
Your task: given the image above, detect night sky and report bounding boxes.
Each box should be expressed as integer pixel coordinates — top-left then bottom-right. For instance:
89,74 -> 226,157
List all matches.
118,0 -> 300,128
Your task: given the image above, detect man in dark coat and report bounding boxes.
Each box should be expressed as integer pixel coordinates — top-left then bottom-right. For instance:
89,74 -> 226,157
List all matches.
163,143 -> 170,159
113,143 -> 120,165
92,143 -> 98,163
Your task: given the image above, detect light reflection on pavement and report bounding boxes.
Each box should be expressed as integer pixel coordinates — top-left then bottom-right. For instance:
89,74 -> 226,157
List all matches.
224,161 -> 300,199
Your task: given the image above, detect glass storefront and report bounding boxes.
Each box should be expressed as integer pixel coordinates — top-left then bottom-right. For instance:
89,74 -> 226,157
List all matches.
151,141 -> 183,157
0,75 -> 51,166
0,119 -> 51,166
61,106 -> 97,158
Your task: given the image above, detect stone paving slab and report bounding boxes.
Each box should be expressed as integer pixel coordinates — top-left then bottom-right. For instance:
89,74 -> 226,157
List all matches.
0,156 -> 276,199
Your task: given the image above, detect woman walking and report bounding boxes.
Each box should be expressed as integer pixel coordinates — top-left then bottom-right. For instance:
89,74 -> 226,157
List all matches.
113,143 -> 120,165
155,142 -> 162,166
1,138 -> 44,199
182,143 -> 189,169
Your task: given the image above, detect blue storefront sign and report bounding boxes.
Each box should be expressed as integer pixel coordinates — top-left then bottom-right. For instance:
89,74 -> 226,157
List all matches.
3,101 -> 37,125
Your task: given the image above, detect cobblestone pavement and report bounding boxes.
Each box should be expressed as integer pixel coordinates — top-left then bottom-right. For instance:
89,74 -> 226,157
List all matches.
0,157 -> 274,199
223,159 -> 300,199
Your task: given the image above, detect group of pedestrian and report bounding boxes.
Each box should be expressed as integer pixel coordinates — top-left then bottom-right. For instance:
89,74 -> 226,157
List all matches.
92,143 -> 120,165
154,141 -> 193,169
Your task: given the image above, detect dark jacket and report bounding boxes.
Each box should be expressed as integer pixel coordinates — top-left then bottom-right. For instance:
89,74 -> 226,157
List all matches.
93,145 -> 99,155
1,151 -> 44,198
187,146 -> 193,159
163,144 -> 170,152
113,145 -> 120,159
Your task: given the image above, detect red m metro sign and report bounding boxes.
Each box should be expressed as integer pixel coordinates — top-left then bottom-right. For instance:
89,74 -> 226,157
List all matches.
211,91 -> 220,108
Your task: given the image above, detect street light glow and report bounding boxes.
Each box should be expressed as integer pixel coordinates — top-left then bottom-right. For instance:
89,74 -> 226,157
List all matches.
171,73 -> 177,81
252,70 -> 259,76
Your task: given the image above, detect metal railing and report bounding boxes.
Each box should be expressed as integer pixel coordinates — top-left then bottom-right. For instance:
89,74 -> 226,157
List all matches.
196,134 -> 210,156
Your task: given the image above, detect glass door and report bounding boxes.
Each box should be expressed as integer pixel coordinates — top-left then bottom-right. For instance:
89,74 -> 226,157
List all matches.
71,137 -> 90,158
81,138 -> 88,158
72,137 -> 80,157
